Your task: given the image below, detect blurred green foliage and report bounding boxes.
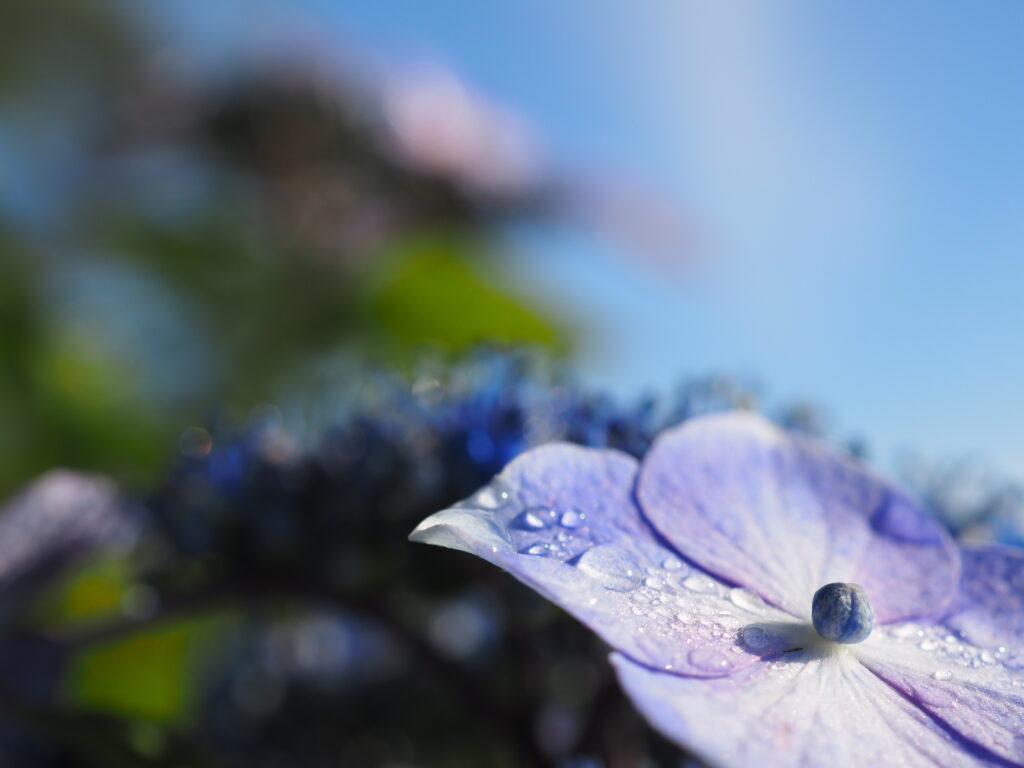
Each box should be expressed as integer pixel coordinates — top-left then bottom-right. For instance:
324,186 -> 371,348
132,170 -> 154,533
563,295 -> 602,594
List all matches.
371,236 -> 563,357
33,557 -> 230,728
68,617 -> 231,725
0,0 -> 568,498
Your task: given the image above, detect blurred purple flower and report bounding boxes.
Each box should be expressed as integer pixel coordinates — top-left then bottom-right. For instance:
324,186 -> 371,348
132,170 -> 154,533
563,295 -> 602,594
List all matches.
0,471 -> 137,604
381,65 -> 543,199
411,411 -> 1024,766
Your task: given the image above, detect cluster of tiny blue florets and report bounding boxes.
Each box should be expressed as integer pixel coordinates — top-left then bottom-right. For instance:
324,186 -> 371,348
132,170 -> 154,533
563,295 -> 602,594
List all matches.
139,353 -> 766,766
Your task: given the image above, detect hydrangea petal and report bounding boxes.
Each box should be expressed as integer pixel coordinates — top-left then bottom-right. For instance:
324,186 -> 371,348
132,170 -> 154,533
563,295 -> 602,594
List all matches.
612,650 -> 1005,768
410,443 -> 792,676
637,412 -> 959,622
943,545 -> 1024,654
858,563 -> 1024,766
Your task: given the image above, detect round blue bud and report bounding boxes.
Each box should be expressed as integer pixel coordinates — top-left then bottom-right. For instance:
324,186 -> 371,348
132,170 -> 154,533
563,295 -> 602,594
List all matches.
811,582 -> 874,644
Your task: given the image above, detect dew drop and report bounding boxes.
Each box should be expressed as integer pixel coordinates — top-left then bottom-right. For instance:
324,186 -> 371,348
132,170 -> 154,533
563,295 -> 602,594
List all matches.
575,545 -> 642,593
738,626 -> 774,653
682,574 -> 714,593
871,500 -> 936,543
513,509 -> 549,530
1004,653 -> 1024,671
892,624 -> 919,640
661,557 -> 686,572
729,588 -> 765,612
919,639 -> 938,652
687,647 -> 734,673
559,509 -> 584,529
475,486 -> 508,510
520,543 -> 549,557
632,590 -> 653,605
932,669 -> 953,681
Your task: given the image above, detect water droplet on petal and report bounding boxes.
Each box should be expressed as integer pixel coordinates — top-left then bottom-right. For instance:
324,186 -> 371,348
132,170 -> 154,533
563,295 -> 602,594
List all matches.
682,574 -> 714,592
738,626 -> 775,653
513,509 -> 548,530
520,542 -> 549,557
729,588 -> 765,612
661,557 -> 686,573
575,545 -> 642,593
687,647 -> 734,673
559,509 -> 584,528
891,624 -> 919,640
871,499 -> 937,543
475,486 -> 509,510
919,639 -> 938,652
1004,653 -> 1024,671
932,669 -> 953,681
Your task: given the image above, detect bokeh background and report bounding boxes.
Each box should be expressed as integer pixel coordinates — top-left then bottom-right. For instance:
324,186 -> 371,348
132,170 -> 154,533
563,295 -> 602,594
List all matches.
2,1 -> 1024,766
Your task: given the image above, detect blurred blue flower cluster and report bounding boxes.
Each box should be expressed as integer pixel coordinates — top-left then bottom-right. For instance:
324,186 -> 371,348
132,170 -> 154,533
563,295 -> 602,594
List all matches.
0,352 -> 754,766
0,351 -> 1021,766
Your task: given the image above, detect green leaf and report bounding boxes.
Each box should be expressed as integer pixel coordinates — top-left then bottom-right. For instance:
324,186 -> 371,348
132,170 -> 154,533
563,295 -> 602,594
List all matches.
370,237 -> 566,357
33,557 -> 130,630
65,615 -> 232,725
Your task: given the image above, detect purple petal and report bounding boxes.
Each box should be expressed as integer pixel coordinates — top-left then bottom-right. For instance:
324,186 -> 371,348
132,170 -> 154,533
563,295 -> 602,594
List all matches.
410,443 -> 793,676
943,545 -> 1024,653
613,651 -> 1005,767
860,621 -> 1024,766
0,471 -> 137,598
637,412 -> 959,622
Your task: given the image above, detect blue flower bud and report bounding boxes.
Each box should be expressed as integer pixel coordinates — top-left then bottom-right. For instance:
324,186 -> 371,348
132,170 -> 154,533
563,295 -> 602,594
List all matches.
811,582 -> 874,644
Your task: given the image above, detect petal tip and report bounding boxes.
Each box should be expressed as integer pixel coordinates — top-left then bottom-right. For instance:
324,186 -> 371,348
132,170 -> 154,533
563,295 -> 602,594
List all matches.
407,508 -> 514,556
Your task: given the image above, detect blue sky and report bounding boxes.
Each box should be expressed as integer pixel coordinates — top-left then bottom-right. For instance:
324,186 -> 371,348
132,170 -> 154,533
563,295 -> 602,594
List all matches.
161,1 -> 1024,475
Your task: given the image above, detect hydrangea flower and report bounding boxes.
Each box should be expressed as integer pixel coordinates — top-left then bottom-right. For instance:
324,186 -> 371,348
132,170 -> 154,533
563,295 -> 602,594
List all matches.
411,411 -> 1024,766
